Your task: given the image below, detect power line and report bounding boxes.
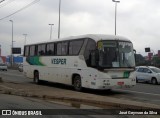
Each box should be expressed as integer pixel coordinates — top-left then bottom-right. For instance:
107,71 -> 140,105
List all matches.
0,0 -> 16,9
0,0 -> 40,21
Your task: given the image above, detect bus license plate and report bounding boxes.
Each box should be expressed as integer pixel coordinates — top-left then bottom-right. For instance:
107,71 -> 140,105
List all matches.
117,82 -> 124,85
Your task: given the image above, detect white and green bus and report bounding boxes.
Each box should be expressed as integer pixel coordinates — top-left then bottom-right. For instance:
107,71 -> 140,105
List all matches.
23,34 -> 136,91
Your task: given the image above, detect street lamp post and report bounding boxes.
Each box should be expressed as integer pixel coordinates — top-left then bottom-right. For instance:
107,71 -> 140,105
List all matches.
49,24 -> 54,40
23,34 -> 27,45
112,0 -> 120,35
9,20 -> 13,67
58,0 -> 61,39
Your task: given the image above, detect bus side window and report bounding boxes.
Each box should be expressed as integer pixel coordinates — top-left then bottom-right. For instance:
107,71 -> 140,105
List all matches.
69,40 -> 84,55
24,46 -> 29,56
90,49 -> 99,67
84,39 -> 96,67
57,42 -> 62,55
40,50 -> 45,55
29,45 -> 36,56
35,45 -> 38,56
48,50 -> 52,55
38,44 -> 46,56
46,43 -> 54,55
62,42 -> 68,55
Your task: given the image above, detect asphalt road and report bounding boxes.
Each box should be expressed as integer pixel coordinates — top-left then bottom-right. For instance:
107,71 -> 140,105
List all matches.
0,94 -> 156,118
1,93 -> 139,118
0,69 -> 30,83
113,83 -> 160,104
1,69 -> 160,106
0,94 -> 97,118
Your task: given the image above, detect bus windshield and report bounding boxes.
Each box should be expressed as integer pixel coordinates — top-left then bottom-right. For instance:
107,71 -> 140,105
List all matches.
98,40 -> 135,68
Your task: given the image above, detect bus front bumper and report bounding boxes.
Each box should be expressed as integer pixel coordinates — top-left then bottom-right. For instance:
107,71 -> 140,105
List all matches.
90,78 -> 136,90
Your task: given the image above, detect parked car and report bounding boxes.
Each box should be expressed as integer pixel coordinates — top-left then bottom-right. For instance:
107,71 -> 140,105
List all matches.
0,63 -> 7,71
135,66 -> 160,84
18,64 -> 23,72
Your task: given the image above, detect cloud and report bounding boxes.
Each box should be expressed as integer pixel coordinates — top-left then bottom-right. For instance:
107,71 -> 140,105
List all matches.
0,0 -> 160,56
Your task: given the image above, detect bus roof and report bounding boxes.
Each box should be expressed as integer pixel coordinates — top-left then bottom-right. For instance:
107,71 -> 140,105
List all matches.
25,34 -> 131,46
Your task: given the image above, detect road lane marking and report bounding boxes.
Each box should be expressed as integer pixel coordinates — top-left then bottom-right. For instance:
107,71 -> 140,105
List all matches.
114,89 -> 160,96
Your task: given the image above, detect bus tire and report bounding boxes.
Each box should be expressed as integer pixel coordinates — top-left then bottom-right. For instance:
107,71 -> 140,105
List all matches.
73,75 -> 82,91
34,71 -> 40,84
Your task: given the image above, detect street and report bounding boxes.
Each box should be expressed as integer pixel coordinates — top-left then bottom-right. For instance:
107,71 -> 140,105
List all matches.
113,84 -> 160,105
1,69 -> 160,106
0,69 -> 160,118
0,94 -> 99,118
0,91 -> 157,118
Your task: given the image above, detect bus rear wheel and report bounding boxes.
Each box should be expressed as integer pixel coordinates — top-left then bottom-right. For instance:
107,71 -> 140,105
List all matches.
34,71 -> 40,84
73,75 -> 82,91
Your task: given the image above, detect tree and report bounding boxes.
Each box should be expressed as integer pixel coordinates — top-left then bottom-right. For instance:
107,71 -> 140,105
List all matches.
152,56 -> 160,67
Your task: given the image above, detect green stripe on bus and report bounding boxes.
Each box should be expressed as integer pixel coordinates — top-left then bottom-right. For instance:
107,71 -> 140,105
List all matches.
26,56 -> 45,66
123,71 -> 130,78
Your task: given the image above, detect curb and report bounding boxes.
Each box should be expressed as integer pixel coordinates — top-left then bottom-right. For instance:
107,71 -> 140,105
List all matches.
0,87 -> 160,109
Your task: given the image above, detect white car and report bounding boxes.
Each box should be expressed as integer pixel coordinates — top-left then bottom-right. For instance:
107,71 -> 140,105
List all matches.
135,66 -> 160,84
0,63 -> 7,71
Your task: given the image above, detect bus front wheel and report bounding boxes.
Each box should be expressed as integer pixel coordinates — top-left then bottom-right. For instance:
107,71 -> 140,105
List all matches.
34,71 -> 40,84
73,75 -> 82,91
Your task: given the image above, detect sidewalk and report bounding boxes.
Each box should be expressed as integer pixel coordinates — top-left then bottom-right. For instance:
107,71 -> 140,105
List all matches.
0,79 -> 160,109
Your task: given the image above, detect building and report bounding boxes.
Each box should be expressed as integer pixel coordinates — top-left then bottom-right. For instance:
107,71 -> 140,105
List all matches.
6,56 -> 23,65
0,56 -> 6,63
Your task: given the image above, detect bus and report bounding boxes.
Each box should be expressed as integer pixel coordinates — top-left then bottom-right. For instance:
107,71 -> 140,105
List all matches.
23,34 -> 136,91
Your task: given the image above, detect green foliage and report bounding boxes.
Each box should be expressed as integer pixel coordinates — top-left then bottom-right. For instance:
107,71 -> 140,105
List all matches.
152,56 -> 160,67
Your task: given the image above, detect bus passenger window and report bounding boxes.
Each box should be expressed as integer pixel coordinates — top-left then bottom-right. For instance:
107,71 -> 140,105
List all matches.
38,44 -> 46,56
84,39 -> 96,67
29,45 -> 36,56
46,43 -> 54,55
69,40 -> 83,55
24,46 -> 29,56
57,43 -> 62,55
62,42 -> 68,55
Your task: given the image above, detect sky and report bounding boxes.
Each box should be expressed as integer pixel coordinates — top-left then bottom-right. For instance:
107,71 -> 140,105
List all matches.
0,0 -> 160,56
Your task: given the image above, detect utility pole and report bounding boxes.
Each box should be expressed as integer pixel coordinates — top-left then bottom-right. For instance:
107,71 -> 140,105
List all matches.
112,0 -> 120,35
58,0 -> 61,39
9,20 -> 13,67
49,24 -> 54,40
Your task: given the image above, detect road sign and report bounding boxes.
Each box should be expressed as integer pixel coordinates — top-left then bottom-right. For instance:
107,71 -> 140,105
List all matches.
12,48 -> 21,54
